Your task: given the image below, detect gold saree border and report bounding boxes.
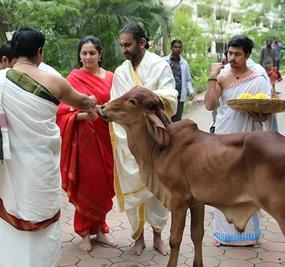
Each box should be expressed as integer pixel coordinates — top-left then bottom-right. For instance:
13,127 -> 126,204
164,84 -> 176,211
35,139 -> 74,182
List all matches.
6,69 -> 60,105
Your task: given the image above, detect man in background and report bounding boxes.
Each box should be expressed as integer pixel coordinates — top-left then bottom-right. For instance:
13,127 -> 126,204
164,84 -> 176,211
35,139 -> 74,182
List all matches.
0,41 -> 16,69
164,39 -> 194,121
1,39 -> 61,76
272,36 -> 285,82
260,39 -> 277,91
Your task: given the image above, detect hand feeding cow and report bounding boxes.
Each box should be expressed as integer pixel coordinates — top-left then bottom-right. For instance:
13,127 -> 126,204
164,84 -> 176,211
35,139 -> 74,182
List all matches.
100,87 -> 285,267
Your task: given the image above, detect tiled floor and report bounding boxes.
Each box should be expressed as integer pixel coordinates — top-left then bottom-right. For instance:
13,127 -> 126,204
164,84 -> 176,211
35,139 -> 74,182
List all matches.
59,197 -> 285,267
58,78 -> 285,267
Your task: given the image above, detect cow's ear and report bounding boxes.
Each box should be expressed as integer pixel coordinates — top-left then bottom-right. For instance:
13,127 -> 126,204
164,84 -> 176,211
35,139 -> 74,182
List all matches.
145,113 -> 169,148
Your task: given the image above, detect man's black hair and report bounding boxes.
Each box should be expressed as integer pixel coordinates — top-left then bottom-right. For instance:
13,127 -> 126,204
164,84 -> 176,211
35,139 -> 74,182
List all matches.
0,41 -> 15,62
171,39 -> 182,48
120,23 -> 150,49
227,35 -> 254,54
11,26 -> 45,58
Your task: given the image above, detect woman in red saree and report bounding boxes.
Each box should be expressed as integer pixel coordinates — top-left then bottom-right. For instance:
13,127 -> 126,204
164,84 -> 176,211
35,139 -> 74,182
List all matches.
56,36 -> 115,251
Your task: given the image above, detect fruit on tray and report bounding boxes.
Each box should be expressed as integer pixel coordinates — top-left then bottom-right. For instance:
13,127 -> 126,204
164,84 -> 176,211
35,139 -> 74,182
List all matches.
238,92 -> 270,99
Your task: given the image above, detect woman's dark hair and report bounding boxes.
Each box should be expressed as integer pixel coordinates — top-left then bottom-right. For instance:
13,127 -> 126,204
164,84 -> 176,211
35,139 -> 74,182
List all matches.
11,27 -> 45,58
77,35 -> 103,67
0,41 -> 15,62
120,23 -> 150,49
227,35 -> 254,54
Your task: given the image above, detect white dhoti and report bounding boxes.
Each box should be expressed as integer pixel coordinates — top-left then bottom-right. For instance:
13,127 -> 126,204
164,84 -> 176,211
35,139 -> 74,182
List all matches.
0,69 -> 61,266
0,219 -> 60,267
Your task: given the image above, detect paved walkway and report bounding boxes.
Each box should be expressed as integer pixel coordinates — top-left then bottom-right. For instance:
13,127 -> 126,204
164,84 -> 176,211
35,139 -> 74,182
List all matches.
58,79 -> 285,267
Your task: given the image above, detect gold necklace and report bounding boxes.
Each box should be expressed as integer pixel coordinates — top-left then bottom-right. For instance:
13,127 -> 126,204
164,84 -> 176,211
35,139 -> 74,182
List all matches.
14,61 -> 37,68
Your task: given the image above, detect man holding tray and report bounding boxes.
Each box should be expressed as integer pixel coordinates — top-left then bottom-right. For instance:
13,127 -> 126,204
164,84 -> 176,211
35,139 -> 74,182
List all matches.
205,35 -> 273,247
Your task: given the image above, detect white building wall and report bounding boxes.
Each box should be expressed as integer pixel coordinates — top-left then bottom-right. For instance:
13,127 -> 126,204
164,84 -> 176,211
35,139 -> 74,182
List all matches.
164,0 -> 244,55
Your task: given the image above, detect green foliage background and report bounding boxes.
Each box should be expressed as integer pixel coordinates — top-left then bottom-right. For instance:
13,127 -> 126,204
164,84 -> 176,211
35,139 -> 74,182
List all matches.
1,0 -> 285,88
0,0 -> 170,74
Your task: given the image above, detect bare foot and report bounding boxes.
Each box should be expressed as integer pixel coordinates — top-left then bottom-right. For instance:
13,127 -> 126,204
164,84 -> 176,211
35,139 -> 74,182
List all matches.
129,233 -> 146,256
79,234 -> 92,251
153,231 -> 169,256
96,231 -> 117,247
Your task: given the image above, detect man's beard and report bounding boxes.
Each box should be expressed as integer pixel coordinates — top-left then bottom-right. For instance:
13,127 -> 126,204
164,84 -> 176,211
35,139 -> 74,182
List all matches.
124,53 -> 133,60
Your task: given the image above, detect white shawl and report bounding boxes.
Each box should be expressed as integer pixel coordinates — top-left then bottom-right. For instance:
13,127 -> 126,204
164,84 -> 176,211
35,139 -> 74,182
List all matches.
215,73 -> 273,134
0,69 -> 11,160
0,73 -> 61,222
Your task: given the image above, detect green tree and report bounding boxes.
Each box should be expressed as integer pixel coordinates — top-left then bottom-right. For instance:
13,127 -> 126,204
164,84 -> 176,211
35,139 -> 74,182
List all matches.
0,0 -> 171,74
0,0 -> 11,45
74,0 -> 171,70
170,4 -> 214,92
240,0 -> 285,63
1,0 -> 81,73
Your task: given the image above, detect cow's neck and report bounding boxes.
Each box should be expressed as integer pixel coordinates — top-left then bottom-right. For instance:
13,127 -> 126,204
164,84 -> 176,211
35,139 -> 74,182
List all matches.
125,123 -> 171,209
126,123 -> 156,166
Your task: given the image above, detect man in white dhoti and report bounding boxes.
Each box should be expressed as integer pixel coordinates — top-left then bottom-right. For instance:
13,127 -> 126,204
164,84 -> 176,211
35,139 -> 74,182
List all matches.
205,35 -> 272,246
110,23 -> 177,255
0,27 -> 97,267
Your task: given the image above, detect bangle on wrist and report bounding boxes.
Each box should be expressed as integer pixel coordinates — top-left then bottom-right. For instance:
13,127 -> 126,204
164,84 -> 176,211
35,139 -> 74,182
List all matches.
208,77 -> 217,81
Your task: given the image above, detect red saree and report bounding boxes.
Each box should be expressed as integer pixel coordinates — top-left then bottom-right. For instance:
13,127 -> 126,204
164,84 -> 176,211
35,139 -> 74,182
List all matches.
56,69 -> 114,237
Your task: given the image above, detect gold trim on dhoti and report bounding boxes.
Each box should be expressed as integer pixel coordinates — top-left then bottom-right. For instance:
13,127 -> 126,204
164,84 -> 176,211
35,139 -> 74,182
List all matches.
132,203 -> 145,240
109,123 -> 125,212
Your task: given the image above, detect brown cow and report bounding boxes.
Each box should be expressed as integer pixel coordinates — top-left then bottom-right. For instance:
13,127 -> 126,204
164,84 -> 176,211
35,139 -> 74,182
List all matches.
100,87 -> 285,267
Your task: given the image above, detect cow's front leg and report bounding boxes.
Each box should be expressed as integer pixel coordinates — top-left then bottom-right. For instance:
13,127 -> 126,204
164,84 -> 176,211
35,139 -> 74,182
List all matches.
190,204 -> 205,267
167,199 -> 188,267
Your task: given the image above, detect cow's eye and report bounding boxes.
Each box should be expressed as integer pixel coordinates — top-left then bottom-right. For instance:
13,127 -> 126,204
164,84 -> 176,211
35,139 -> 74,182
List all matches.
129,99 -> 137,106
146,102 -> 157,111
